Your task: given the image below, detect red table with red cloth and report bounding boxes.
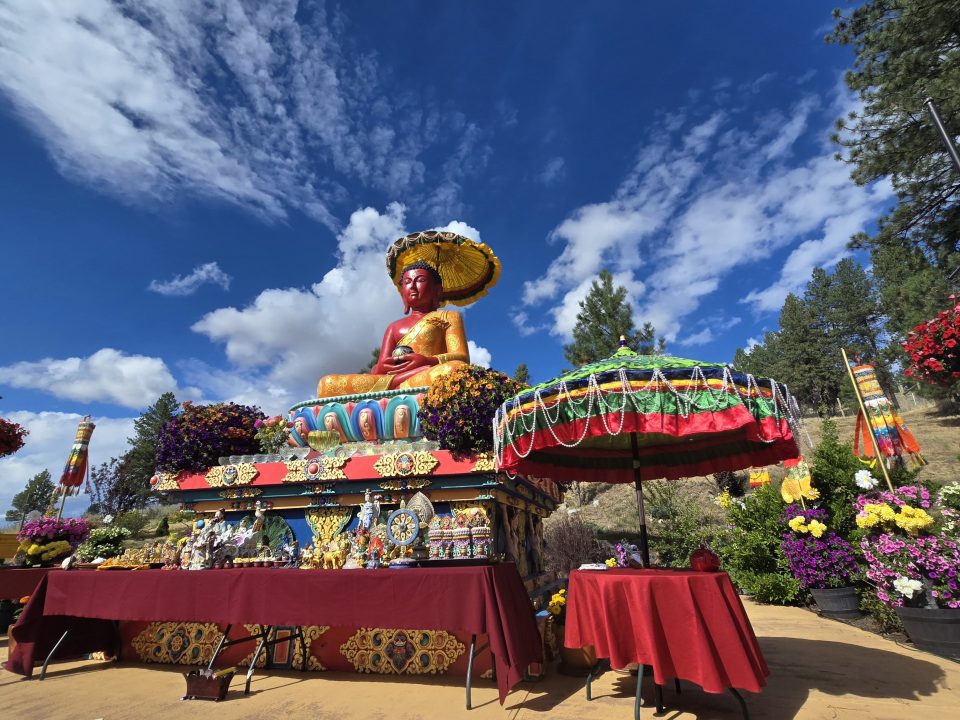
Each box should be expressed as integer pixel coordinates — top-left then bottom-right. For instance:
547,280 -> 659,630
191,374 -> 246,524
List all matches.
564,568 -> 768,694
5,564 -> 541,703
0,567 -> 55,600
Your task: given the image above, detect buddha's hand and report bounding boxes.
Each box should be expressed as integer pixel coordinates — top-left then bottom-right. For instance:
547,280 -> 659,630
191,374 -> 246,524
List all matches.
383,352 -> 439,374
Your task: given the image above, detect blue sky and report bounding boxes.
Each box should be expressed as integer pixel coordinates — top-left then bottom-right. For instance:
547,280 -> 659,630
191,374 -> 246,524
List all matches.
0,1 -> 891,514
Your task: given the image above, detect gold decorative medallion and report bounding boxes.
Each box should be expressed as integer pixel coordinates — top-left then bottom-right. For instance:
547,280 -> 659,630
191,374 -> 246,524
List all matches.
340,628 -> 465,675
373,450 -> 439,478
471,453 -> 496,472
205,463 -> 258,488
282,458 -> 308,482
301,455 -> 349,482
152,472 -> 181,492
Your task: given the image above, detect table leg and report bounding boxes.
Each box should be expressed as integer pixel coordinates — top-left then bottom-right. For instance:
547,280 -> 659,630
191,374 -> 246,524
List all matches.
38,630 -> 70,681
466,633 -> 476,710
634,664 -> 645,720
243,625 -> 272,695
674,678 -> 681,694
207,623 -> 232,671
654,682 -> 664,714
729,688 -> 750,720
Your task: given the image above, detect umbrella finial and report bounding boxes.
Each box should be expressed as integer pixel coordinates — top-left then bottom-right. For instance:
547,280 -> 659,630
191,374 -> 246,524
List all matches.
619,335 -> 627,347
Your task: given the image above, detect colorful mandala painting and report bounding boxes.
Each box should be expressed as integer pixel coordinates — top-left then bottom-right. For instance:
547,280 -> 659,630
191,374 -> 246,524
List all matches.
131,622 -> 223,666
340,628 -> 464,675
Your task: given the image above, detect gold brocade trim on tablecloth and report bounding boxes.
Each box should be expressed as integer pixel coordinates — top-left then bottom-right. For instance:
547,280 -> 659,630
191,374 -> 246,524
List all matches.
131,622 -> 223,665
205,464 -> 258,488
340,628 -> 465,674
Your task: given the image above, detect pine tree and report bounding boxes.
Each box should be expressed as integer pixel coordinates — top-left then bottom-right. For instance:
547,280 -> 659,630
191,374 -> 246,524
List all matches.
512,363 -> 530,385
359,347 -> 380,373
828,1 -> 960,296
563,270 -> 663,367
5,469 -> 55,521
125,392 -> 179,507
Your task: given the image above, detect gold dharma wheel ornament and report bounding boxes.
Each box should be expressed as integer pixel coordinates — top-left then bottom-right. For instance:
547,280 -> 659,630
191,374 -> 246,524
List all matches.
386,507 -> 420,546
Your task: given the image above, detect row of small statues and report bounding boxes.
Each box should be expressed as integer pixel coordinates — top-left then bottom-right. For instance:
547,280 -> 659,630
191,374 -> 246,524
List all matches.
427,511 -> 492,560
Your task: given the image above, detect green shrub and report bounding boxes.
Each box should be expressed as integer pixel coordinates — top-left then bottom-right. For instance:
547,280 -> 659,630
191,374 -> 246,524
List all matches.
116,510 -> 149,538
713,484 -> 802,605
644,481 -> 719,568
859,590 -> 903,634
809,419 -> 862,537
75,526 -> 131,561
155,516 -> 170,537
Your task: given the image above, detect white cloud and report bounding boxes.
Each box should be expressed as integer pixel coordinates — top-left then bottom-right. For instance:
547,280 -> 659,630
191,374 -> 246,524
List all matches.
148,261 -> 232,296
192,204 -> 491,405
536,157 -> 566,185
520,83 -> 893,345
0,349 -> 183,409
0,411 -> 134,518
467,341 -> 491,368
0,1 -> 485,228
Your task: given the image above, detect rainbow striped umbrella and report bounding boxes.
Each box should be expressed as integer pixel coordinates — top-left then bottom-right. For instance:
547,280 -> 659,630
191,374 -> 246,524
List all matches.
494,340 -> 801,564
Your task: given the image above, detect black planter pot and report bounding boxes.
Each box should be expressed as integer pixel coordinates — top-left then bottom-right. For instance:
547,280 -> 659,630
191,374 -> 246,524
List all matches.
809,586 -> 863,620
895,606 -> 960,660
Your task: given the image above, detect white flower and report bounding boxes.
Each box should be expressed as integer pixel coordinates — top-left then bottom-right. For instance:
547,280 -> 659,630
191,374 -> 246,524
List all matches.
102,514 -> 114,524
854,470 -> 879,490
893,576 -> 923,599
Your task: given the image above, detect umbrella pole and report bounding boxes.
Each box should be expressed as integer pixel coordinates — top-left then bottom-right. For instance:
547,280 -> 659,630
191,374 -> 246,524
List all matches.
630,434 -> 651,567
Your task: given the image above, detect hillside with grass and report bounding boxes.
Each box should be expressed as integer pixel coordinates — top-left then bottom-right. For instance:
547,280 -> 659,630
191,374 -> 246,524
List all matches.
558,404 -> 958,540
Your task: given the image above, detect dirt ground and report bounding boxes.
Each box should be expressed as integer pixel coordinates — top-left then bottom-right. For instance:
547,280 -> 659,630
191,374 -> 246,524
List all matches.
2,600 -> 958,720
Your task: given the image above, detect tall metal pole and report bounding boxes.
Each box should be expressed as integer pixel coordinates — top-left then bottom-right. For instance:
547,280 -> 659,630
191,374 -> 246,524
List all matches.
924,97 -> 960,176
629,433 -> 651,567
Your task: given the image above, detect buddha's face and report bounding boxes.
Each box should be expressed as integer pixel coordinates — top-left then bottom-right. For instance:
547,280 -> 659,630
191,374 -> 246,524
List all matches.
400,267 -> 441,314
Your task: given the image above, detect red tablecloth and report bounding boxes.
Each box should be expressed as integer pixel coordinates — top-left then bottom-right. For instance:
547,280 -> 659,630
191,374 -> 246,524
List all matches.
6,564 -> 541,703
564,569 -> 768,694
0,567 -> 55,600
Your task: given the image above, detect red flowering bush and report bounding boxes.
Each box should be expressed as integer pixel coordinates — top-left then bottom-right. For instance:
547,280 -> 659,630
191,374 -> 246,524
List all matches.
0,417 -> 28,458
903,295 -> 960,387
156,401 -> 264,473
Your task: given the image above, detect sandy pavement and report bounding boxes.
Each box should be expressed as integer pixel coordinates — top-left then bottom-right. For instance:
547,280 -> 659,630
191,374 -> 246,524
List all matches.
2,601 -> 957,720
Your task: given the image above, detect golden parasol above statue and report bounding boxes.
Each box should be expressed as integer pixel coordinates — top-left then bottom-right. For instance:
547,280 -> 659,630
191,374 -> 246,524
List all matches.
386,230 -> 501,307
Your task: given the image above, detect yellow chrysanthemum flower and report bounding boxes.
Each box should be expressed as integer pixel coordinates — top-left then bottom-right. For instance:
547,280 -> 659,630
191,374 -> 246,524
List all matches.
895,505 -> 934,534
807,519 -> 826,538
788,516 -> 808,533
605,557 -> 618,567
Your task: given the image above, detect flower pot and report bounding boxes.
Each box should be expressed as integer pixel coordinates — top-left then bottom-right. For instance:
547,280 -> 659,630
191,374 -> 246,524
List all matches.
895,607 -> 960,660
555,624 -> 596,676
810,586 -> 863,620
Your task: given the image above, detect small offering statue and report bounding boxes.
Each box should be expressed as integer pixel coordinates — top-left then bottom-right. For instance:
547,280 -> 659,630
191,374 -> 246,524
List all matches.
357,489 -> 381,532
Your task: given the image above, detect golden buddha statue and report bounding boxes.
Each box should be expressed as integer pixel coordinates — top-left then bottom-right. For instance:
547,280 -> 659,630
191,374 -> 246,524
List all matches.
316,231 -> 500,399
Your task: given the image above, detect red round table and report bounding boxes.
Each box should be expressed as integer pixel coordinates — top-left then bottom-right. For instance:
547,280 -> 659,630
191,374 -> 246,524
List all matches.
564,568 -> 768,718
